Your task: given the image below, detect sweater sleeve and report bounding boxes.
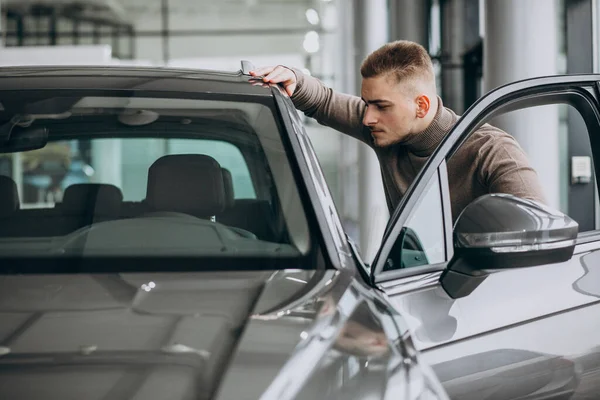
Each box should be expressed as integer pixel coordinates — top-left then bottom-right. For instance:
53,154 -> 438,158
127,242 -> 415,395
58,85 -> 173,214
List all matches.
476,132 -> 547,204
290,68 -> 372,145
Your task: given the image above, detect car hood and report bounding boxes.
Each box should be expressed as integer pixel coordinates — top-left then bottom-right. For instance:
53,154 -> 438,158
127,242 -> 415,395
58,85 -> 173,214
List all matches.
0,268 -> 341,400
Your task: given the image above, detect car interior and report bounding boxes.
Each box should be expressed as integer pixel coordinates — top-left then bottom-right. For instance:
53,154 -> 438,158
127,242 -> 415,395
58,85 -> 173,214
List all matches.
0,147 -> 306,257
0,155 -> 280,242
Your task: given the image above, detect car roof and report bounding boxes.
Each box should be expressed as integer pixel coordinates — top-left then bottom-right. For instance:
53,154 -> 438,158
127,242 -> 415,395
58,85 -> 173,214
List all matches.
0,65 -> 272,96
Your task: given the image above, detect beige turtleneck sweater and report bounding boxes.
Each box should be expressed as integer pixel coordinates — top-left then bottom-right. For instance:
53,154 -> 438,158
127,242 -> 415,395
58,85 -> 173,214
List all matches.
291,71 -> 546,220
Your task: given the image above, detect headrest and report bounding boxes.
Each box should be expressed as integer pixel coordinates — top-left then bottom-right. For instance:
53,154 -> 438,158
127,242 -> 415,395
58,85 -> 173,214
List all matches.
221,168 -> 235,210
62,183 -> 123,216
146,154 -> 226,217
0,175 -> 19,217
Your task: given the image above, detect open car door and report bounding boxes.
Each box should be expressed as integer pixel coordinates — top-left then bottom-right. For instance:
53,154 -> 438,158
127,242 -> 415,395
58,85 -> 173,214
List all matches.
372,75 -> 600,400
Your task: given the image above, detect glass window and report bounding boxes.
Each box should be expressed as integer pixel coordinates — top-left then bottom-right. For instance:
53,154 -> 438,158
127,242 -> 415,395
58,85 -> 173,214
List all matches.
454,103 -> 598,233
97,138 -> 256,202
384,172 -> 446,271
8,138 -> 257,203
0,94 -> 313,263
168,139 -> 256,199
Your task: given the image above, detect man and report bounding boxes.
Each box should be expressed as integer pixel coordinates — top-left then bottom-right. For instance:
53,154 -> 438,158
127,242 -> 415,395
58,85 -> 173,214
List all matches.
250,40 -> 545,219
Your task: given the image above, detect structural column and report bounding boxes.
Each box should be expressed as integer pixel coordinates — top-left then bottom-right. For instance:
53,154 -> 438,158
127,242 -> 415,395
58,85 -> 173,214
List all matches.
483,0 -> 560,210
441,0 -> 466,113
354,0 -> 390,262
389,0 -> 431,46
331,0 -> 361,244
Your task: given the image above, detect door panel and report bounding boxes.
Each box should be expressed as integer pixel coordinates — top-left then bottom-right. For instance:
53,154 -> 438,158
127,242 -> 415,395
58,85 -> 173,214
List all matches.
385,238 -> 600,399
383,242 -> 600,347
422,295 -> 600,400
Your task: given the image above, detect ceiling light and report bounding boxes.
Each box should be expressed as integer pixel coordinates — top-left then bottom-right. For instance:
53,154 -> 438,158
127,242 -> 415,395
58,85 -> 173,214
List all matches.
305,8 -> 320,25
303,31 -> 320,54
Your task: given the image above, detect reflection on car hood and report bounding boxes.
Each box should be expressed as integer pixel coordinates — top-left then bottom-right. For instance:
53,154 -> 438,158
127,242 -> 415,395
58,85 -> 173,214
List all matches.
0,268 -> 337,400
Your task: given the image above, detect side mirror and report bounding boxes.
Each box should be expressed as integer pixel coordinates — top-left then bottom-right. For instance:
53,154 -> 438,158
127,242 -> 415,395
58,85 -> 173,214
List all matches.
441,194 -> 578,299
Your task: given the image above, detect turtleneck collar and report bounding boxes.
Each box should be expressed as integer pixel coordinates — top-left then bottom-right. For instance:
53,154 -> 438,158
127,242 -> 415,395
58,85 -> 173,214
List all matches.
401,96 -> 458,157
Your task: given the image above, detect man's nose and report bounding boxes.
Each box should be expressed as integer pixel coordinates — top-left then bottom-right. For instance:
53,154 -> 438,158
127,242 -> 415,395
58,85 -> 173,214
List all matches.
363,108 -> 377,126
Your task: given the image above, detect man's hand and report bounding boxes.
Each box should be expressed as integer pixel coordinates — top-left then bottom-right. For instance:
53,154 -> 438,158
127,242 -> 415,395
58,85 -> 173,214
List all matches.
249,66 -> 297,97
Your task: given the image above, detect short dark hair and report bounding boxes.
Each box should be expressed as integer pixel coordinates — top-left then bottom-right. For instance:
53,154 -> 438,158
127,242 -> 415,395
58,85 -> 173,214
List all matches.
360,40 -> 435,84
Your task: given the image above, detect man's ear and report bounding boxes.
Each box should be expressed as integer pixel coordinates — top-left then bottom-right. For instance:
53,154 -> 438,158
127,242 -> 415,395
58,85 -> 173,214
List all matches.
415,95 -> 431,118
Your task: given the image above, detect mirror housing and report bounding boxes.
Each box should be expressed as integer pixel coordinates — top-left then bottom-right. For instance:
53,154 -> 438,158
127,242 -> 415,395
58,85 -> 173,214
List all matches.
0,127 -> 48,153
441,194 -> 578,299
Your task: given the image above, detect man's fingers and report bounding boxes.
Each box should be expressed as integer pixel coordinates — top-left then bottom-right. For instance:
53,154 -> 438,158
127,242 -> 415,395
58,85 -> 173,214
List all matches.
250,65 -> 295,82
249,66 -> 276,77
262,65 -> 287,79
264,69 -> 292,83
249,65 -> 297,96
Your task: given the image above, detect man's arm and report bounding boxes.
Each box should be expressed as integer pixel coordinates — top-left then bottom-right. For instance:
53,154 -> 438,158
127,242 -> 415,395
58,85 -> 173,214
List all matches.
250,66 -> 371,144
291,69 -> 369,142
476,131 -> 547,204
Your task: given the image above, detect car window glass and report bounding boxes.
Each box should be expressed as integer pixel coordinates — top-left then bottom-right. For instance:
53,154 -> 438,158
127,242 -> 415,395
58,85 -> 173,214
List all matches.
0,94 -> 314,261
169,139 -> 256,199
448,103 -> 597,233
125,138 -> 256,201
3,138 -> 257,204
384,172 -> 446,271
380,91 -> 600,276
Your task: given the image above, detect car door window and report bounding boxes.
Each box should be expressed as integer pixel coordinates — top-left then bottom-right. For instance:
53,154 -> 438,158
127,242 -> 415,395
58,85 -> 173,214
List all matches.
383,102 -> 599,275
481,104 -> 597,232
384,171 -> 446,271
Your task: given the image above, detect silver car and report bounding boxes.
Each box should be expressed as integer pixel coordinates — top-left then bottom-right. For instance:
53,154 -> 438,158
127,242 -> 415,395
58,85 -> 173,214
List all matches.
0,64 -> 597,400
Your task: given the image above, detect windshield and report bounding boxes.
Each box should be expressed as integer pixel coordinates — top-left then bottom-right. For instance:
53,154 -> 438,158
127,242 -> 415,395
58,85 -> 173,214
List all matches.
0,92 -> 314,268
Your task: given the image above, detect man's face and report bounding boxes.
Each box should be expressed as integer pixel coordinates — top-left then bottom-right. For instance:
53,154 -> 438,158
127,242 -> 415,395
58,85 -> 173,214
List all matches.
361,74 -> 420,147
